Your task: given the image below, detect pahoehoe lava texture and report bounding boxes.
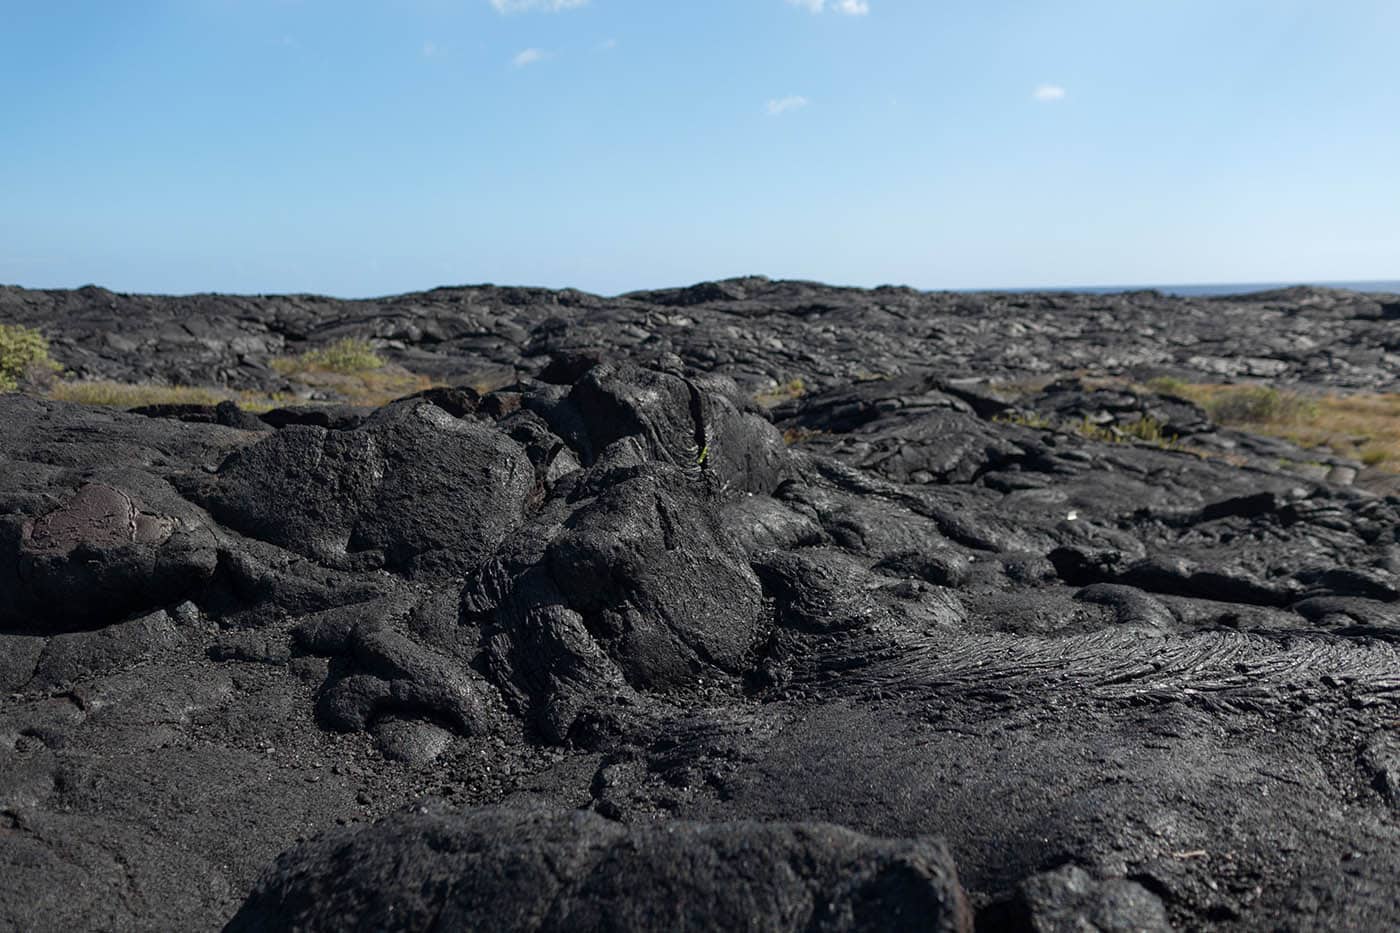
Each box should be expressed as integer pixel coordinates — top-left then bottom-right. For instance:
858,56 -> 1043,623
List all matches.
225,806 -> 970,933
0,279 -> 1398,931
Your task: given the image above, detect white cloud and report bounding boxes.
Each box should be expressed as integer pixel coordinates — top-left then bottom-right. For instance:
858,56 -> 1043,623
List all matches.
513,47 -> 548,67
786,0 -> 869,14
422,41 -> 440,58
1033,84 -> 1067,102
490,0 -> 587,12
767,95 -> 809,116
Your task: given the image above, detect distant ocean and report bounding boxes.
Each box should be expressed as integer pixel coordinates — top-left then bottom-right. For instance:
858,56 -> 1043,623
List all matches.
981,280 -> 1400,297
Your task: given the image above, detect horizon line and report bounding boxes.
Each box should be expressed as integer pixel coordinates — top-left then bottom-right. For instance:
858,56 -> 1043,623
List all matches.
3,276 -> 1398,302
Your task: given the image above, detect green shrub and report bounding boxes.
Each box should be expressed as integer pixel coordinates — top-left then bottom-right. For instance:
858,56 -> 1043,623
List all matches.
0,323 -> 59,391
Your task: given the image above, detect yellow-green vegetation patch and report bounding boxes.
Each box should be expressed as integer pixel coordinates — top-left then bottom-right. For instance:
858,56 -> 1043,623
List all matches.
1116,415 -> 1177,445
268,337 -> 446,407
0,323 -> 61,392
994,409 -> 1181,451
272,337 -> 384,377
288,367 -> 441,408
992,411 -> 1055,430
49,380 -> 290,412
1145,380 -> 1400,473
1074,416 -> 1180,449
1204,385 -> 1316,425
755,377 -> 807,408
1143,375 -> 1188,397
49,369 -> 448,413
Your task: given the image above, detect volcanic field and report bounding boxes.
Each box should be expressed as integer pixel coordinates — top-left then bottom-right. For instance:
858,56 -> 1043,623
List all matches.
1,278 -> 1398,931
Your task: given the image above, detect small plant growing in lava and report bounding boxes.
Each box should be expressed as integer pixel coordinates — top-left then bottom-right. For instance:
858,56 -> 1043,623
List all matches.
0,323 -> 60,392
273,337 -> 384,376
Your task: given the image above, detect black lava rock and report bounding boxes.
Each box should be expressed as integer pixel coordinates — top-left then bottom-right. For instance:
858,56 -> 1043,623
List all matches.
0,280 -> 1397,932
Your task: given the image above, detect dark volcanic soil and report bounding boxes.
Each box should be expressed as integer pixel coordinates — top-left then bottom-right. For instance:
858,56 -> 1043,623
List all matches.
1,279 -> 1398,932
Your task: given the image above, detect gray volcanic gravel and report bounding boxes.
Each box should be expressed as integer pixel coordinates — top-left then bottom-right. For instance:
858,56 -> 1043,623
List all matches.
0,279 -> 1398,931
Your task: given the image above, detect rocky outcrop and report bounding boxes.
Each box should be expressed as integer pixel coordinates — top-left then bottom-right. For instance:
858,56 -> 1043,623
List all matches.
226,806 -> 971,933
3,280 -> 1398,396
192,398 -> 536,576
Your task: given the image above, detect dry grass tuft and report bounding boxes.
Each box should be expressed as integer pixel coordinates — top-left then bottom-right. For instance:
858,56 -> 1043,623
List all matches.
1074,415 -> 1180,449
995,410 -> 1181,451
49,367 -> 447,413
49,380 -> 291,412
992,411 -> 1055,430
1147,380 -> 1400,472
755,377 -> 808,409
271,337 -> 384,377
275,365 -> 439,408
263,337 -> 442,406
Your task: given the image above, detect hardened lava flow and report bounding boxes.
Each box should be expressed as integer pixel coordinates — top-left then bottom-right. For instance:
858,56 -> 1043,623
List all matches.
1,279 -> 1397,931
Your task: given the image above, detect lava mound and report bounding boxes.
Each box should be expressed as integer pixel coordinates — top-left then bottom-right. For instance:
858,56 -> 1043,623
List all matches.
227,806 -> 970,933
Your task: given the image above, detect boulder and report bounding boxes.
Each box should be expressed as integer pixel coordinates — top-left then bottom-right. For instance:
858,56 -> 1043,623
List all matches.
199,399 -> 535,577
467,461 -> 765,740
226,806 -> 971,933
1,483 -> 217,632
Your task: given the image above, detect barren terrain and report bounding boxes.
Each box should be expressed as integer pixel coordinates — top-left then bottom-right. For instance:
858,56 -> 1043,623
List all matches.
1,279 -> 1398,931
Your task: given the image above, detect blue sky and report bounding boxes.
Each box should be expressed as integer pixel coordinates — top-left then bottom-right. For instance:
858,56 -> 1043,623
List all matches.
2,0 -> 1397,296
